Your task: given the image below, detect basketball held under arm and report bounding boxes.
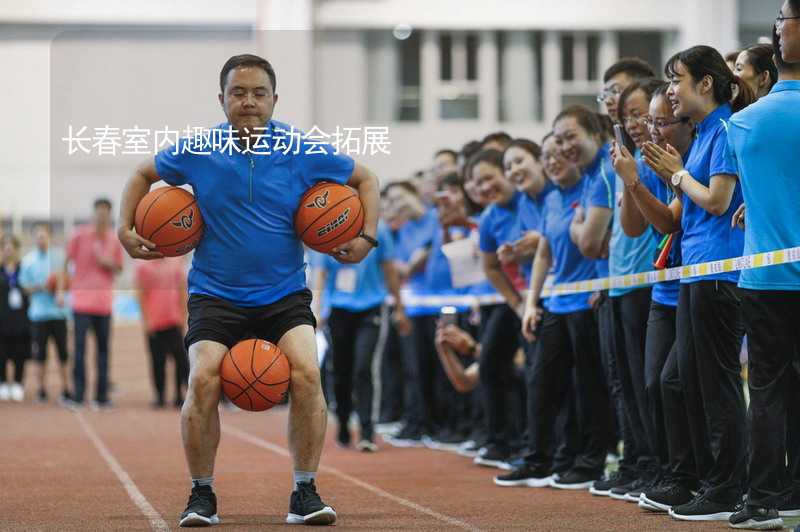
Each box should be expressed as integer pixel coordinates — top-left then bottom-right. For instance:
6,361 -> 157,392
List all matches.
332,163 -> 380,263
117,161 -> 164,260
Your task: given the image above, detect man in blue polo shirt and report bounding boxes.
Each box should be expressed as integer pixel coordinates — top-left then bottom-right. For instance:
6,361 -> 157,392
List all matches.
117,54 -> 379,528
726,26 -> 800,529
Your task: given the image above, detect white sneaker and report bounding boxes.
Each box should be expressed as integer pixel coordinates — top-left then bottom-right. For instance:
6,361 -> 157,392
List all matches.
9,383 -> 24,402
0,383 -> 10,401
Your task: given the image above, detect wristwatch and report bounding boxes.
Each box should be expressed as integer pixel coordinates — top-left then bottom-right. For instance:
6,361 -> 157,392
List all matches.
671,169 -> 689,187
358,231 -> 379,248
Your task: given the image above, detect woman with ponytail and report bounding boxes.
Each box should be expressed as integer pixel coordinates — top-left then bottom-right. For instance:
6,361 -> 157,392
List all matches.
641,45 -> 749,522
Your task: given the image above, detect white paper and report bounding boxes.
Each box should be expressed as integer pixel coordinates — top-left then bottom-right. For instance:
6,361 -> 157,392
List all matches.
441,234 -> 486,288
8,287 -> 22,310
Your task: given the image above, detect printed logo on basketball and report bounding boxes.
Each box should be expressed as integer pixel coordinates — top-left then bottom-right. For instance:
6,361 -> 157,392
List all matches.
171,208 -> 195,230
305,190 -> 330,209
317,208 -> 351,237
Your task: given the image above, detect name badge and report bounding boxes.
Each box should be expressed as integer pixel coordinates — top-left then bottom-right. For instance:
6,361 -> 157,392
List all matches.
335,268 -> 357,293
8,287 -> 23,310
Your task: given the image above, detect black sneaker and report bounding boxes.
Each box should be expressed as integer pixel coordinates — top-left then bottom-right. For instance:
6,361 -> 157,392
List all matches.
473,445 -> 511,469
608,478 -> 639,501
549,470 -> 600,490
640,482 -> 694,513
178,485 -> 219,527
623,477 -> 650,503
669,492 -> 737,521
494,465 -> 553,487
286,480 -> 336,525
589,471 -> 636,497
383,425 -> 423,448
779,492 -> 800,517
729,505 -> 783,530
336,424 -> 351,448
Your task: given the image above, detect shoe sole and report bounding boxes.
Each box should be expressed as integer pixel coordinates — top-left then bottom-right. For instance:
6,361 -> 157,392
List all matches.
589,486 -> 612,497
494,476 -> 552,488
640,494 -> 672,513
624,493 -> 642,503
179,512 -> 220,527
457,449 -> 479,458
638,495 -> 666,513
779,509 -> 800,517
382,437 -> 424,448
729,518 -> 784,530
549,479 -> 595,490
668,508 -> 734,521
473,457 -> 511,470
286,507 -> 337,525
609,492 -> 629,501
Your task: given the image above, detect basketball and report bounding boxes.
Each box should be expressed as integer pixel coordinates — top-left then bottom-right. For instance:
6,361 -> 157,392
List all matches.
219,339 -> 291,412
134,187 -> 204,257
295,182 -> 364,254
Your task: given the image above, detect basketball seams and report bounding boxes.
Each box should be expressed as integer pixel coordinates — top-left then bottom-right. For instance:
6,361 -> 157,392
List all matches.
297,189 -> 358,240
148,199 -> 199,242
138,187 -> 175,239
223,340 -> 284,409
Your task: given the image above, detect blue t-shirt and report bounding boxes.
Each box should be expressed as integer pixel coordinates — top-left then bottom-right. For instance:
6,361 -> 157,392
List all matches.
580,144 -> 615,279
609,158 -> 656,298
517,186 -> 550,282
154,120 -> 355,306
319,223 -> 394,312
478,190 -> 524,253
394,207 -> 438,293
727,80 -> 800,291
680,104 -> 744,284
19,247 -> 70,322
640,164 -> 682,307
542,180 -> 596,314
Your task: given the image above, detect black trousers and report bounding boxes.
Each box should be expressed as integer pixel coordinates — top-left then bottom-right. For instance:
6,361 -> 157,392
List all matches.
524,309 -> 610,475
378,313 -> 404,424
147,326 -> 188,404
0,332 -> 30,383
329,306 -> 382,439
611,288 -> 656,475
478,304 -> 521,449
73,313 -> 111,404
32,319 -> 69,364
674,281 -> 746,504
742,289 -> 800,508
597,294 -> 626,463
644,302 -> 677,474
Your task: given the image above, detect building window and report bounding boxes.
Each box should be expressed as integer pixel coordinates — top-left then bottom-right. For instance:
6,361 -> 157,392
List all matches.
398,30 -> 421,121
619,31 -> 663,74
438,31 -> 480,120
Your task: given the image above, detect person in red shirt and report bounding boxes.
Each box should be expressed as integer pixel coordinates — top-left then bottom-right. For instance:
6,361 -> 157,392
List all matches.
135,256 -> 189,408
65,198 -> 123,409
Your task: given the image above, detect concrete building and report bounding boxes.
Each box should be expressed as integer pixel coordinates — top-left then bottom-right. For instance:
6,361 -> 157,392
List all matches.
0,0 -> 783,232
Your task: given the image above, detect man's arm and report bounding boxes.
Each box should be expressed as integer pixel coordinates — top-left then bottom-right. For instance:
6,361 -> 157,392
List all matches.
118,161 -> 164,260
334,162 -> 380,263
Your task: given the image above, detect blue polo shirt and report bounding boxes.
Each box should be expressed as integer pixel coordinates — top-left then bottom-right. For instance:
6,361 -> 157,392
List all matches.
479,189 -> 524,253
609,157 -> 656,298
542,179 -> 596,314
581,144 -> 615,279
727,81 -> 800,290
680,104 -> 744,284
640,163 -> 682,307
394,208 -> 438,316
154,120 -> 355,306
19,247 -> 70,322
319,223 -> 394,312
517,185 -> 551,282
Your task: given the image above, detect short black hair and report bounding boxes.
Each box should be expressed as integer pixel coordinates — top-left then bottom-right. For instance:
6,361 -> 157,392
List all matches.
467,149 -> 505,173
435,149 -> 458,161
603,58 -> 655,83
220,54 -> 277,93
554,104 -> 605,138
480,131 -> 512,149
381,180 -> 419,198
459,140 -> 482,161
94,197 -> 112,210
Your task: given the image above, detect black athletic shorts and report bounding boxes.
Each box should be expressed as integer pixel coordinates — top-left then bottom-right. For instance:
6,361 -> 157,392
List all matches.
184,289 -> 316,350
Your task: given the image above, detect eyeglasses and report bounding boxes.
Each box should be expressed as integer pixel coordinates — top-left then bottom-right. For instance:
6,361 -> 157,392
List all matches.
776,12 -> 800,23
622,115 -> 649,127
641,116 -> 688,130
596,86 -> 623,103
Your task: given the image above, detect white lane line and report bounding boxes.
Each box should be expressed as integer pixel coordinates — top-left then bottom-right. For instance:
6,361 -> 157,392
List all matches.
76,412 -> 171,532
223,424 -> 481,532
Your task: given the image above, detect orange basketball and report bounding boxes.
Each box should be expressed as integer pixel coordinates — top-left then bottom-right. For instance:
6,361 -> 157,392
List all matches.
295,182 -> 364,254
219,339 -> 291,412
134,187 -> 204,257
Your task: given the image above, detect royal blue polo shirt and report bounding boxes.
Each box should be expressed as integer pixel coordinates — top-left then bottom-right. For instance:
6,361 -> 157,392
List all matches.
608,157 -> 656,298
393,207 -> 438,316
517,184 -> 551,282
479,189 -> 524,254
154,119 -> 355,307
727,80 -> 800,291
640,162 -> 682,307
542,179 -> 596,314
679,104 -> 744,284
580,143 -> 615,279
319,222 -> 394,312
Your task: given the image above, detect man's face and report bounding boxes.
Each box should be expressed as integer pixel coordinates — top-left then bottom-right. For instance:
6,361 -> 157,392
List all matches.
35,227 -> 49,250
600,72 -> 633,123
219,67 -> 277,135
93,204 -> 112,227
778,0 -> 800,63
